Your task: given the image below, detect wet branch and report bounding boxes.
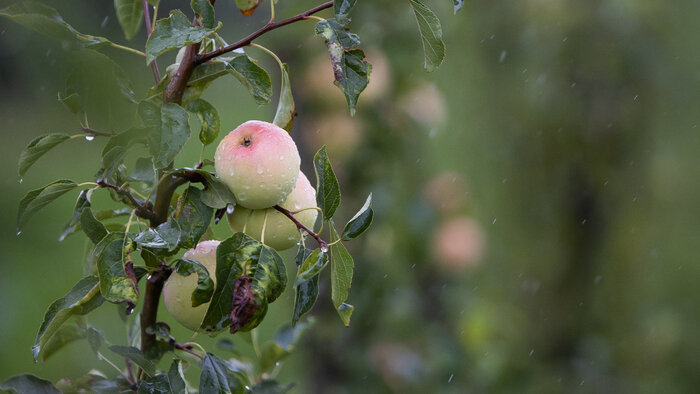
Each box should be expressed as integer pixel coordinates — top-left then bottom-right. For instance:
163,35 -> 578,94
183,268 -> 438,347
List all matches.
274,205 -> 328,249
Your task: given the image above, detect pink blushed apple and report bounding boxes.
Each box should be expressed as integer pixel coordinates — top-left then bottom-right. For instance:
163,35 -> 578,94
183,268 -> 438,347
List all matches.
215,120 -> 300,209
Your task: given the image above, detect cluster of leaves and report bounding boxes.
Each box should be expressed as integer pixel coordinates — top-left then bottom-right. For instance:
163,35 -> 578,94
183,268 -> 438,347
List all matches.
1,0 -> 451,392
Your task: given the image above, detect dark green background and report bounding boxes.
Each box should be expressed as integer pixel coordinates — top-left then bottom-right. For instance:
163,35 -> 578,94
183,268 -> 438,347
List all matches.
2,0 -> 700,392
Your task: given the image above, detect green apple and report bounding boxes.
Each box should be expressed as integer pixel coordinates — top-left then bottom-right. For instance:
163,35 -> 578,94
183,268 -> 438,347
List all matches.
227,171 -> 318,251
214,120 -> 300,209
163,240 -> 220,331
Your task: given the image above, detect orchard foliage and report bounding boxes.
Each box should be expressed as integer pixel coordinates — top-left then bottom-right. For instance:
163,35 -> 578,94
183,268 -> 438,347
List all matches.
2,0 -> 453,392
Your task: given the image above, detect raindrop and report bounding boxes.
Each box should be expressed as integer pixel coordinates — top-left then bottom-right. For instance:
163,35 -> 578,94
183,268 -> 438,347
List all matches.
633,95 -> 639,101
529,349 -> 535,357
562,36 -> 568,42
581,219 -> 587,225
85,135 -> 95,141
146,274 -> 152,280
594,275 -> 602,285
16,230 -> 21,236
320,245 -> 329,253
492,218 -> 497,224
411,264 -> 416,269
100,16 -> 109,28
18,178 -> 23,184
499,50 -> 507,63
226,204 -> 235,214
448,374 -> 454,383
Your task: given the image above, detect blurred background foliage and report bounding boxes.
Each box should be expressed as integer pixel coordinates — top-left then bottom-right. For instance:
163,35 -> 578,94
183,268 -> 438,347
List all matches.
2,0 -> 700,392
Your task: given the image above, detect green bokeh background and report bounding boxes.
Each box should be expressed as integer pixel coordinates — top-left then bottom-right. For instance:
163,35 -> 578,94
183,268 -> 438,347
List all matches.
2,0 -> 700,392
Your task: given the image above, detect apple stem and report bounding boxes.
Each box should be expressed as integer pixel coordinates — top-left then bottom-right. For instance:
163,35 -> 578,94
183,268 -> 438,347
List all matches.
274,205 -> 328,250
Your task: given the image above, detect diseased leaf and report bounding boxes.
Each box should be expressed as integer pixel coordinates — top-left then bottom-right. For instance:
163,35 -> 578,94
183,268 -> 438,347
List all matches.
114,0 -> 143,40
235,0 -> 263,16
17,180 -> 78,231
294,249 -> 328,286
315,19 -> 371,116
139,101 -> 191,168
187,99 -> 220,146
408,0 -> 446,72
32,276 -> 104,362
292,246 -> 319,327
272,64 -> 296,131
313,146 -> 341,220
18,133 -> 70,177
80,207 -> 108,244
342,193 -> 373,240
173,258 -> 215,307
145,10 -> 221,64
330,225 -> 354,326
109,346 -> 156,377
0,374 -> 60,394
94,233 -> 139,306
191,0 -> 215,28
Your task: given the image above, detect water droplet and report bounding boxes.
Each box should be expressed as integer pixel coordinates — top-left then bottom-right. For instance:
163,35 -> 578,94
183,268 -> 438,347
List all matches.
448,374 -> 454,383
16,230 -> 21,236
529,349 -> 535,357
279,155 -> 285,161
499,50 -> 507,63
18,178 -> 23,184
226,204 -> 235,214
320,245 -> 329,253
85,135 -> 95,141
256,164 -> 264,174
146,274 -> 152,280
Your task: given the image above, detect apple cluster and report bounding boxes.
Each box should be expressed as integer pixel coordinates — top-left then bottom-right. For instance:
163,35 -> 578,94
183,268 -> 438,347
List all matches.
164,120 -> 318,331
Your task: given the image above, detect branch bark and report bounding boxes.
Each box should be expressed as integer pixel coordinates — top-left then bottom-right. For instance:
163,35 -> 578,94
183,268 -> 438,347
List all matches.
274,205 -> 328,249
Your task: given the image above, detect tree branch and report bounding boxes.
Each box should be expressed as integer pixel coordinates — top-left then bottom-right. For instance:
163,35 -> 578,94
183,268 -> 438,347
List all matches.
196,1 -> 333,64
142,0 -> 161,82
274,205 -> 328,249
96,179 -> 158,222
139,264 -> 172,359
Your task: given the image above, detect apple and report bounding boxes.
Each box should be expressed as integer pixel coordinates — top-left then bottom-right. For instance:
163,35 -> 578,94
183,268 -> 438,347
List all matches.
163,240 -> 220,331
214,120 -> 300,209
227,171 -> 318,251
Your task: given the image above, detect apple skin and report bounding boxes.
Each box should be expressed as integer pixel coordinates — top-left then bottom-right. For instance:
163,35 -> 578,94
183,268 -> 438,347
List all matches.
163,240 -> 220,331
215,120 -> 300,209
227,172 -> 318,251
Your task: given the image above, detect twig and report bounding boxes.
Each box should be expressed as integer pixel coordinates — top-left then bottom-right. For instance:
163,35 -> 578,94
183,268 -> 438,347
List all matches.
196,1 -> 333,64
274,205 -> 328,249
80,126 -> 113,137
174,343 -> 204,360
96,179 -> 158,222
142,0 -> 161,82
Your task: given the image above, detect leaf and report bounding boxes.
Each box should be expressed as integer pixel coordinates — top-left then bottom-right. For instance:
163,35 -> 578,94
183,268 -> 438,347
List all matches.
191,0 -> 216,28
235,0 -> 263,16
18,133 -> 70,178
57,90 -> 82,114
201,233 -> 286,332
260,321 -> 311,372
313,146 -> 341,220
315,19 -> 371,116
250,380 -> 293,394
98,146 -> 128,182
454,0 -> 464,14
137,374 -> 171,394
0,2 -> 113,49
129,157 -> 157,185
330,225 -> 354,326
408,0 -> 446,72
114,0 -> 143,40
0,374 -> 60,394
94,233 -> 139,306
167,359 -> 187,394
226,55 -> 273,106
342,193 -> 373,240
59,189 -> 92,241
294,249 -> 328,286
102,127 -> 146,157
40,325 -> 86,361
32,276 -> 104,361
200,353 -> 245,394
140,101 -> 191,168
292,247 -> 319,327
17,180 -> 78,231
186,99 -> 220,146
68,48 -> 138,105
334,0 -> 357,23
146,10 -> 221,64
80,207 -> 108,244
109,346 -> 156,377
173,258 -> 215,307
272,64 -> 296,131
173,186 -> 214,250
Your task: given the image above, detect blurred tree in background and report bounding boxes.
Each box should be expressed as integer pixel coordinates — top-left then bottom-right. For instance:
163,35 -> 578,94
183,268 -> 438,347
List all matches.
2,0 -> 700,393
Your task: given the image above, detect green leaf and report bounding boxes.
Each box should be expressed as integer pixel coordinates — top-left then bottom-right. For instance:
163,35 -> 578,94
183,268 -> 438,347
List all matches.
260,321 -> 312,372
0,374 -> 60,394
226,55 -> 273,106
292,247 -> 319,327
114,0 -> 143,40
408,0 -> 446,72
102,127 -> 146,157
294,249 -> 328,286
129,157 -> 157,185
140,101 -> 191,168
59,190 -> 91,241
18,133 -> 70,178
454,0 -> 464,13
146,10 -> 221,64
32,276 -> 104,361
174,186 -> 214,250
57,90 -> 82,114
334,0 -> 357,23
342,193 -> 373,240
186,99 -> 220,146
80,207 -> 108,244
330,225 -> 354,326
0,2 -> 113,49
98,146 -> 128,182
200,353 -> 246,394
272,64 -> 296,131
315,19 -> 371,116
313,146 -> 341,220
202,233 -> 286,332
109,346 -> 156,377
40,324 -> 86,361
250,380 -> 293,394
191,0 -> 216,28
167,359 -> 187,394
173,258 -> 215,307
94,233 -> 139,306
86,326 -> 105,353
235,0 -> 263,16
68,48 -> 138,104
137,374 -> 171,394
17,180 -> 78,231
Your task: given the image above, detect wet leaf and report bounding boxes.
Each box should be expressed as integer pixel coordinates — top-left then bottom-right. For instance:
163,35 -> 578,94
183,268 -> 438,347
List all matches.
294,249 -> 328,286
342,193 -> 373,240
109,345 -> 156,377
59,189 -> 92,242
330,225 -> 354,326
313,146 -> 341,220
334,0 -> 357,23
173,258 -> 215,307
0,374 -> 60,394
114,0 -> 143,40
187,99 -> 220,146
408,0 -> 445,72
146,9 -> 221,64
17,179 -> 78,231
80,207 -> 108,244
191,0 -> 216,28
40,324 -> 86,361
292,246 -> 319,327
94,233 -> 139,306
18,133 -> 70,178
200,353 -> 246,394
139,101 -> 191,168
